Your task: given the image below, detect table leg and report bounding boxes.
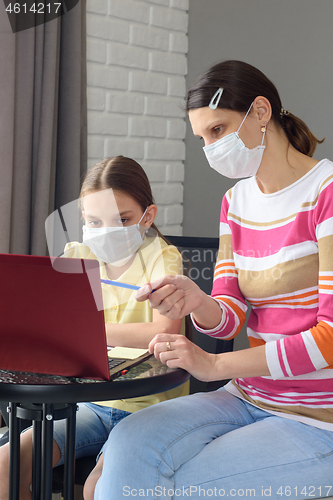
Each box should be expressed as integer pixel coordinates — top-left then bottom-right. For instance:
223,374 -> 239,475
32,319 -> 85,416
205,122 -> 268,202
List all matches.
8,402 -> 20,500
41,403 -> 54,500
63,403 -> 77,500
32,419 -> 42,500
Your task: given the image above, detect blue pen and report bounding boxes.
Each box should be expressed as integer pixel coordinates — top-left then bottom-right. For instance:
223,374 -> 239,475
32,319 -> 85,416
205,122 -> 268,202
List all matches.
101,279 -> 140,291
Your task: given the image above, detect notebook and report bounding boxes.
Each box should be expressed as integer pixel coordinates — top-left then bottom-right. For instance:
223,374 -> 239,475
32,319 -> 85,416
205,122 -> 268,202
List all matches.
0,253 -> 151,381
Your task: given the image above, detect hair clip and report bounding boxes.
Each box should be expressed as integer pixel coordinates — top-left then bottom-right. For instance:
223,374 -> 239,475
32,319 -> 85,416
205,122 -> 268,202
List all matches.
209,88 -> 224,110
280,107 -> 290,118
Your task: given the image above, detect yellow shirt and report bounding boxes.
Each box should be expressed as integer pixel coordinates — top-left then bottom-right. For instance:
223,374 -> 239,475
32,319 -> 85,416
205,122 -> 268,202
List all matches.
64,234 -> 189,412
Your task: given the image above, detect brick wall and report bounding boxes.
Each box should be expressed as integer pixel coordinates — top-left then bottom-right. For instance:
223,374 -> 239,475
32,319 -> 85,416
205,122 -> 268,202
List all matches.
86,0 -> 189,235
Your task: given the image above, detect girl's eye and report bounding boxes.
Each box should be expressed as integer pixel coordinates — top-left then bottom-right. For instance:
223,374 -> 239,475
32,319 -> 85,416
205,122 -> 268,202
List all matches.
113,218 -> 129,226
88,220 -> 101,227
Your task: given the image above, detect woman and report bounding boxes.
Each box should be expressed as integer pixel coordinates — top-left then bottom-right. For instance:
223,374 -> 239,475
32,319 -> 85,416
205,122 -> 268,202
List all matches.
94,61 -> 333,499
0,156 -> 188,500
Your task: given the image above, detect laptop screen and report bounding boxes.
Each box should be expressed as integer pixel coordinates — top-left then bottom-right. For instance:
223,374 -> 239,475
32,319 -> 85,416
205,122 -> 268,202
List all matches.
0,253 -> 110,380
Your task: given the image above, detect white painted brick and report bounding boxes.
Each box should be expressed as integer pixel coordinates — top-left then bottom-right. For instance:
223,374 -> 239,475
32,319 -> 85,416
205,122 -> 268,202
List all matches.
169,0 -> 189,11
150,6 -> 188,32
159,225 -> 182,236
130,25 -> 169,51
129,117 -> 166,138
167,119 -> 186,139
106,93 -> 145,114
169,33 -> 188,54
87,0 -> 108,15
166,163 -> 185,183
145,96 -> 185,118
152,184 -> 183,204
145,140 -> 185,161
108,0 -> 150,24
149,52 -> 187,76
87,63 -> 128,90
88,111 -> 128,136
88,158 -> 101,170
168,77 -> 186,97
87,88 -> 106,111
153,207 -> 165,227
88,136 -> 105,159
141,162 -> 166,182
165,205 -> 183,225
144,0 -> 169,6
86,0 -> 189,235
87,39 -> 107,64
86,14 -> 130,43
129,72 -> 167,95
107,43 -> 149,70
105,138 -> 145,160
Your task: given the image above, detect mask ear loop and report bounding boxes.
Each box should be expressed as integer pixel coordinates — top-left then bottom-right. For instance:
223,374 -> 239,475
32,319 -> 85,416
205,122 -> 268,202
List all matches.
137,207 -> 150,236
236,102 -> 254,136
209,88 -> 223,110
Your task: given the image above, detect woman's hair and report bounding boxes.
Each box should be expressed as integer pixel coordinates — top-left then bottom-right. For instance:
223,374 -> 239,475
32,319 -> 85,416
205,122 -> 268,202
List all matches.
80,156 -> 167,241
186,60 -> 323,157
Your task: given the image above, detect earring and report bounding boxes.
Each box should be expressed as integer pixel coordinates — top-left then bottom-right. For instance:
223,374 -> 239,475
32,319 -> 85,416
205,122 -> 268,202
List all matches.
260,121 -> 267,133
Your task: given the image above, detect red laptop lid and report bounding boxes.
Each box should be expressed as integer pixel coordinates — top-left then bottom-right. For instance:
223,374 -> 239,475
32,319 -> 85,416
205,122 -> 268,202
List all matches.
0,254 -> 109,380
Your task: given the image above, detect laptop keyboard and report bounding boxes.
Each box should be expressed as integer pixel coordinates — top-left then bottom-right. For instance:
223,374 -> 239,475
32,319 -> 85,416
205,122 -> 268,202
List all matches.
108,358 -> 126,369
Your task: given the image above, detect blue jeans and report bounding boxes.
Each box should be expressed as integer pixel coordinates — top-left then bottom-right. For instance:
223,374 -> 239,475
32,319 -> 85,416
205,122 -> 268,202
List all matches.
95,389 -> 333,500
53,403 -> 131,466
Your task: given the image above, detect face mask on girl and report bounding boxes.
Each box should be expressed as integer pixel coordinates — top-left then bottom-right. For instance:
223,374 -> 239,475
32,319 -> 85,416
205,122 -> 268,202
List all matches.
203,102 -> 266,179
82,209 -> 147,266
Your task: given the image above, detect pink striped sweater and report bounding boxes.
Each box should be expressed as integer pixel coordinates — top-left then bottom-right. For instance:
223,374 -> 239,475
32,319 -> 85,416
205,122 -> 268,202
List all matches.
196,159 -> 333,430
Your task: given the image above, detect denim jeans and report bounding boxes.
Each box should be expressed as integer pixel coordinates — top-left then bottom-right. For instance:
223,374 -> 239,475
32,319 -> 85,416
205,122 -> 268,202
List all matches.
94,389 -> 333,500
53,402 -> 130,466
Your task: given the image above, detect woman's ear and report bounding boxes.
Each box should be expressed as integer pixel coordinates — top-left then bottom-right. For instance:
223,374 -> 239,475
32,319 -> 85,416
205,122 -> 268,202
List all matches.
253,96 -> 272,125
143,204 -> 157,227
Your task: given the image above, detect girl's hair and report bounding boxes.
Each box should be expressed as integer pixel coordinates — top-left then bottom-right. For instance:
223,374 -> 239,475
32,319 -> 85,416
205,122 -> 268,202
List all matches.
186,60 -> 323,157
80,156 -> 167,242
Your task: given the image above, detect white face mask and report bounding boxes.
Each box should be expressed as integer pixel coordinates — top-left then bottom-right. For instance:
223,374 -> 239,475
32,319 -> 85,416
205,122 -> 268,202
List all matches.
203,103 -> 266,179
82,209 -> 147,267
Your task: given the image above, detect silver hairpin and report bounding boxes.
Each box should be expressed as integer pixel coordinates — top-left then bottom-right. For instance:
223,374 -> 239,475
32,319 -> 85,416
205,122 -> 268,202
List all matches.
209,88 -> 224,110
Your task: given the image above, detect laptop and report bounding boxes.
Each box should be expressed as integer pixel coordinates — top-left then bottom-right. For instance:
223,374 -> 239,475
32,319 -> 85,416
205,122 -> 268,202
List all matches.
0,253 -> 151,381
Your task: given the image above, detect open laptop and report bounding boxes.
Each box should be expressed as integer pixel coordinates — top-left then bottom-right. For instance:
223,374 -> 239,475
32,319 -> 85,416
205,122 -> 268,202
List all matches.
0,253 -> 151,381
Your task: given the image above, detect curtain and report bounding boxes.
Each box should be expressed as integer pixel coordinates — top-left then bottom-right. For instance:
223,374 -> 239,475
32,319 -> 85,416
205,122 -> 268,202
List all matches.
0,0 -> 87,256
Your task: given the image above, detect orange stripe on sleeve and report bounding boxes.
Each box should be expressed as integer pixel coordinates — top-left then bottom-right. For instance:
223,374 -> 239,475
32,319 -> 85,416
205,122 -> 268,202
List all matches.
248,337 -> 266,348
217,297 -> 246,338
310,321 -> 333,366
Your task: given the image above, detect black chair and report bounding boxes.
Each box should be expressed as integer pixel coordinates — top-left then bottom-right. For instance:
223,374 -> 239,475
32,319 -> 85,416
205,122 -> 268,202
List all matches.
52,235 -> 235,494
165,235 -> 234,393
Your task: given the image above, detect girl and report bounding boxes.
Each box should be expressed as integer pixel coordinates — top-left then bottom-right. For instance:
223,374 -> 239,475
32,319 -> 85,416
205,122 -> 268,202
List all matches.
0,156 -> 189,500
94,61 -> 333,499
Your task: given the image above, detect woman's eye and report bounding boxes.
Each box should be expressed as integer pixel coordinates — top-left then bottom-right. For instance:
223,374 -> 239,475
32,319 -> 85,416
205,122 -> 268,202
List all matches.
213,126 -> 223,134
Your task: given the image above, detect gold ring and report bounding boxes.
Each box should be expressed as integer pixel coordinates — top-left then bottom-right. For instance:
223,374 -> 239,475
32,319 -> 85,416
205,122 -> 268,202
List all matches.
166,341 -> 171,351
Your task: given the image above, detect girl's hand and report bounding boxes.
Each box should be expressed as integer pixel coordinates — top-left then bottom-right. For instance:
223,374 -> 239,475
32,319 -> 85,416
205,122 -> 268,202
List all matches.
149,333 -> 218,382
135,275 -> 206,320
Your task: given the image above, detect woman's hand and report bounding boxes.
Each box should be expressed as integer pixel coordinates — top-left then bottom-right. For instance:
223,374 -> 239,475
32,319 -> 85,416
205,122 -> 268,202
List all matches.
135,275 -> 206,320
149,333 -> 218,382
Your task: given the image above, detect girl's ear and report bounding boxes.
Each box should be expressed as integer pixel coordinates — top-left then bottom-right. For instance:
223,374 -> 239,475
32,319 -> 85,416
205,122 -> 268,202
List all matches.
143,204 -> 158,227
82,211 -> 86,221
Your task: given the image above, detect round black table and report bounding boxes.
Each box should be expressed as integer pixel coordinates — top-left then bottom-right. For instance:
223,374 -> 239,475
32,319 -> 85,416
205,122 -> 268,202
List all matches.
0,358 -> 190,500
